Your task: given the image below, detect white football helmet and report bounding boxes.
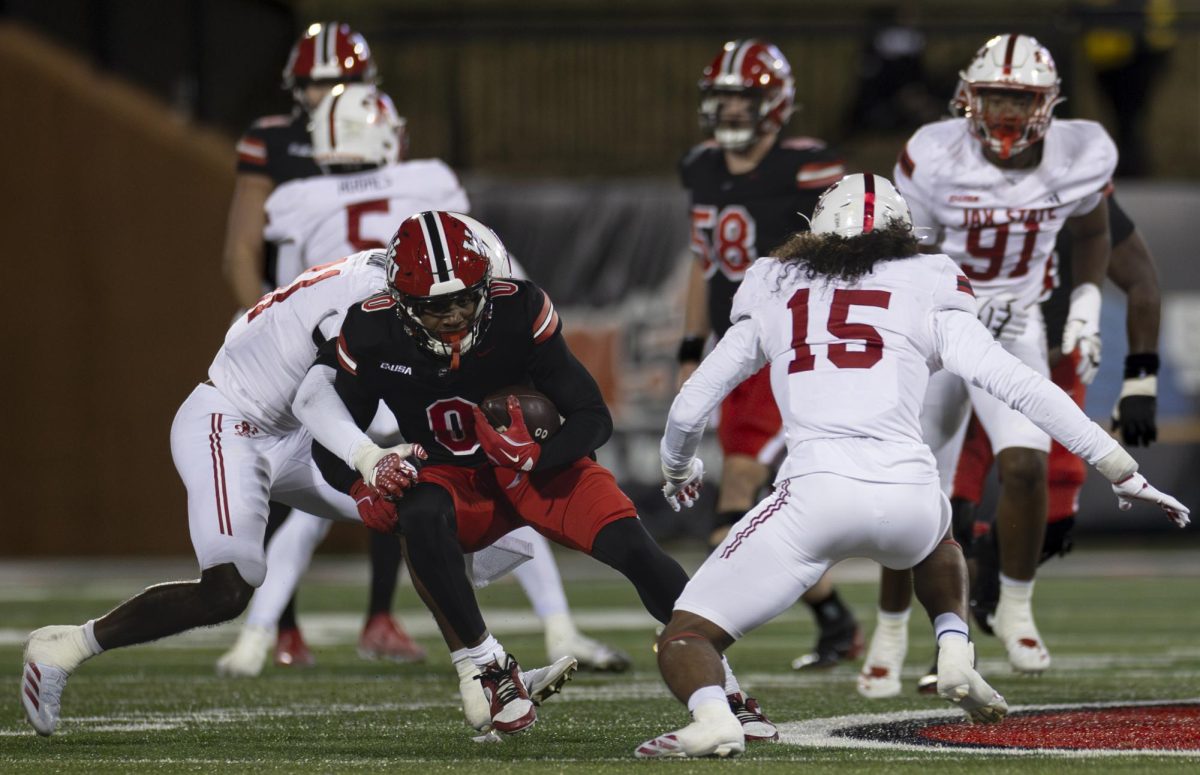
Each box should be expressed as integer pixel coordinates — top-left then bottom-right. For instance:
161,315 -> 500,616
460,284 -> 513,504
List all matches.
310,84 -> 406,169
810,174 -> 912,238
952,34 -> 1064,159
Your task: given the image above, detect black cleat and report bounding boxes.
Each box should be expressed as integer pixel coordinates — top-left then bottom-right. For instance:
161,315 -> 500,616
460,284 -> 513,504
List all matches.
791,614 -> 864,670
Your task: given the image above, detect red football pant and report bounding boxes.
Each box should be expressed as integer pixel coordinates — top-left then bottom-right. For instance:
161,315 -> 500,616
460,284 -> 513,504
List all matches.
417,458 -> 638,554
718,365 -> 784,461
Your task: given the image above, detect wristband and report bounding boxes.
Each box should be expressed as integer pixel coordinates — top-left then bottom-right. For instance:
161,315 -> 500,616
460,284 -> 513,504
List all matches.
1123,353 -> 1159,380
678,336 -> 705,364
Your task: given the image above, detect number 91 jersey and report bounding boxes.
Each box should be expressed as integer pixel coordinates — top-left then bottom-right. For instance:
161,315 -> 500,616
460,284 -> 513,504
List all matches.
263,159 -> 469,286
681,137 -> 845,337
894,117 -> 1116,307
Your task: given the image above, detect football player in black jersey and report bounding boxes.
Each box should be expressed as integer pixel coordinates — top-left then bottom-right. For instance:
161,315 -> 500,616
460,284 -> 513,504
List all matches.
218,22 -> 421,670
298,211 -> 778,739
677,39 -> 860,671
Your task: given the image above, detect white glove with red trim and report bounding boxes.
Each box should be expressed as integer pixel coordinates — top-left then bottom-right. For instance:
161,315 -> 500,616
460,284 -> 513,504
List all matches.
662,458 -> 705,512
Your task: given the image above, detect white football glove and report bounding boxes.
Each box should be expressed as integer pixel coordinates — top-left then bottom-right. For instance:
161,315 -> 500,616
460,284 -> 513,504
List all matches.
351,441 -> 428,491
1112,473 -> 1191,528
662,458 -> 705,512
976,292 -> 1028,344
1061,283 -> 1102,384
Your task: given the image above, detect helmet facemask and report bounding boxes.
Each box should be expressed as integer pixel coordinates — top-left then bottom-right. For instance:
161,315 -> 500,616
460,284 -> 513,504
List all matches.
957,84 -> 1061,160
393,281 -> 492,371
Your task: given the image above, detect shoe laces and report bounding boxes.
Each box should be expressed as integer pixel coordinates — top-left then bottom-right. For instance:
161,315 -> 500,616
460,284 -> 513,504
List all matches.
727,693 -> 763,724
476,656 -> 523,706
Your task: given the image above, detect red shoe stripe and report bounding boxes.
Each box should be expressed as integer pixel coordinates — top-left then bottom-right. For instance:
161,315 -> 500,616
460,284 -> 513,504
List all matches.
28,663 -> 41,681
23,685 -> 40,710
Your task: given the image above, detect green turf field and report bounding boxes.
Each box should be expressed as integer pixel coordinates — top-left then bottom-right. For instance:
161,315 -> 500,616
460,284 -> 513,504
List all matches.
2,548 -> 1198,773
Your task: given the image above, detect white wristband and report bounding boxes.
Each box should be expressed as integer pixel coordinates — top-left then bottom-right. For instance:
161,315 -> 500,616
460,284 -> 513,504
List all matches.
1095,445 -> 1138,483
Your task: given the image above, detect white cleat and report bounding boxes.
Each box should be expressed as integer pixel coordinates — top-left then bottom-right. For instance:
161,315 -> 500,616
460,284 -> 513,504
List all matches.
548,630 -> 631,673
634,716 -> 745,759
22,626 -> 82,736
991,599 -> 1050,674
936,639 -> 1008,723
857,620 -> 908,699
521,656 -> 578,706
215,625 -> 274,678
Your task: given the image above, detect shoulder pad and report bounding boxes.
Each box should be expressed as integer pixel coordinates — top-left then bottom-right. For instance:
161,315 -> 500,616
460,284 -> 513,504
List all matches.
250,114 -> 293,130
928,254 -> 978,314
779,136 -> 828,152
730,257 -> 783,324
527,284 -> 561,345
236,135 -> 268,167
679,141 -> 720,183
359,292 -> 396,313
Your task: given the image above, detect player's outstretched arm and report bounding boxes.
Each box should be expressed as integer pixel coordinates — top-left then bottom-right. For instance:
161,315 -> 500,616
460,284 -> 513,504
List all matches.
936,308 -> 1189,527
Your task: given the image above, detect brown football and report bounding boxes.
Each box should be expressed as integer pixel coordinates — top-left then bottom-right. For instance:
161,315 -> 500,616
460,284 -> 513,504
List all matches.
480,385 -> 561,442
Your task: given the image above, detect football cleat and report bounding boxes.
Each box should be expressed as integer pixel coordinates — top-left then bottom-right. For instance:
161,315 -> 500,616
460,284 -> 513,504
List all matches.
791,615 -> 864,670
727,692 -> 778,742
22,625 -> 87,736
274,626 -> 316,668
992,598 -> 1050,674
635,708 -> 745,759
857,619 -> 909,699
215,624 -> 273,677
936,639 -> 1008,723
475,655 -> 536,735
547,630 -> 631,673
522,655 -> 578,706
916,653 -> 940,695
358,612 -> 426,663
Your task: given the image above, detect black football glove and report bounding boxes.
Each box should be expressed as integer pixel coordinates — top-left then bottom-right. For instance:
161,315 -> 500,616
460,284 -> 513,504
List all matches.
1112,353 -> 1158,447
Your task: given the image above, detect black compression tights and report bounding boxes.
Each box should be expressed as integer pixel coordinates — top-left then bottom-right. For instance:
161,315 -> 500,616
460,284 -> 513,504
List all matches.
588,517 -> 690,625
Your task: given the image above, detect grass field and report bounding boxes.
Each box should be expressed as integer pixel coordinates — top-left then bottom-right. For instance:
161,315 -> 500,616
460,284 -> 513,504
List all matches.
2,545 -> 1198,773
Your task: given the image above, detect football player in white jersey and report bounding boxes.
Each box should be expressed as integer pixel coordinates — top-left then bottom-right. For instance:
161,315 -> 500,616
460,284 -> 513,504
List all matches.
635,174 -> 1187,759
19,247 -> 578,737
856,34 -> 1119,694
217,84 -> 631,679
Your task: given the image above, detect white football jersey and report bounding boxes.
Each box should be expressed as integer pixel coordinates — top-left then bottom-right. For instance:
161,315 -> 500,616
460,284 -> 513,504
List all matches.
208,250 -> 389,435
894,118 -> 1116,306
264,159 -> 469,284
662,256 -> 1118,485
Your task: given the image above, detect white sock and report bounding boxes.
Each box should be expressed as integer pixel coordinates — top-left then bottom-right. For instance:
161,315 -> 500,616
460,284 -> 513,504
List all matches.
999,574 -> 1035,606
720,656 -> 740,696
876,607 -> 911,636
248,510 -> 331,628
933,613 -> 969,645
687,685 -> 728,714
510,528 -> 570,619
465,635 -> 506,668
542,612 -> 578,647
82,620 -> 104,656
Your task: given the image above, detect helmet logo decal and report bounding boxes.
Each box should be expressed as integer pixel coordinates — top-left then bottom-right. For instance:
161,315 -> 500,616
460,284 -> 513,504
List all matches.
419,211 -> 455,284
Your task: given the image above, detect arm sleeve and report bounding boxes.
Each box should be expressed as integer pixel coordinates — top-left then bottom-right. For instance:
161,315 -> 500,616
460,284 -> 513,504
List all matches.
528,332 -> 614,470
661,317 -> 767,475
293,363 -> 373,469
933,307 -> 1119,465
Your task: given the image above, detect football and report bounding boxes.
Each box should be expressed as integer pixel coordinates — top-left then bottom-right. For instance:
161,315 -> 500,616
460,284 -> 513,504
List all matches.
480,385 -> 561,442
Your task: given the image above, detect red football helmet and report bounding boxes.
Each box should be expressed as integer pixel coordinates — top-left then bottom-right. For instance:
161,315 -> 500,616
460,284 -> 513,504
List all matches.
699,39 -> 796,150
282,22 -> 377,91
386,211 -> 507,363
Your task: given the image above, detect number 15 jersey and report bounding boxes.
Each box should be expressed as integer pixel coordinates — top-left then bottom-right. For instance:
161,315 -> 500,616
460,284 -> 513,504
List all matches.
894,117 -> 1116,307
662,256 -> 1119,486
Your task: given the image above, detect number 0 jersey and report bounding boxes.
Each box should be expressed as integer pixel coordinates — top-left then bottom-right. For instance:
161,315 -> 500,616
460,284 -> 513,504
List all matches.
662,256 -> 1119,486
680,137 -> 845,337
894,117 -> 1117,306
208,250 -> 389,436
264,160 -> 469,285
323,280 -> 610,469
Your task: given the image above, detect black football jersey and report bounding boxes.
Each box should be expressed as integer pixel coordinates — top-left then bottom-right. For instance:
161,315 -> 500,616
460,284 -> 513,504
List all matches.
235,110 -> 322,186
680,137 -> 845,337
322,279 -> 611,470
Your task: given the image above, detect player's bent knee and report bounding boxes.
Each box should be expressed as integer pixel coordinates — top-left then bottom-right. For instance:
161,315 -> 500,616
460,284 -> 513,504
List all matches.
198,564 -> 255,621
396,483 -> 457,542
997,448 -> 1047,489
659,612 -> 734,652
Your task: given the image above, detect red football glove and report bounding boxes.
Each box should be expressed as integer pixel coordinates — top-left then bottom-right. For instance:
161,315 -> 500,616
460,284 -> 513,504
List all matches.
350,479 -> 399,534
472,395 -> 541,472
372,453 -> 422,499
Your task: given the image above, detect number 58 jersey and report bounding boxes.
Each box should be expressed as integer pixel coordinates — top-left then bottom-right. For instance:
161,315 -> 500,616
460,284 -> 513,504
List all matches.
264,159 -> 469,285
894,118 -> 1116,306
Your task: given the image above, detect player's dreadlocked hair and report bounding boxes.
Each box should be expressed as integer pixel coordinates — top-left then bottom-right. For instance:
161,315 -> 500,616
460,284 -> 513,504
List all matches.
772,221 -> 920,284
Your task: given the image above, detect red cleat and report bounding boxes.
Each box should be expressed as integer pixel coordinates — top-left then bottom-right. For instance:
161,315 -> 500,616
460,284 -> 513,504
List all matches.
358,613 -> 426,663
274,626 -> 316,668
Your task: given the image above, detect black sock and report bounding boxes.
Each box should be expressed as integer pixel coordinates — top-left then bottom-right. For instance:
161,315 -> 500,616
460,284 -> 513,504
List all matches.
278,596 -> 298,631
367,531 -> 403,616
805,589 -> 850,628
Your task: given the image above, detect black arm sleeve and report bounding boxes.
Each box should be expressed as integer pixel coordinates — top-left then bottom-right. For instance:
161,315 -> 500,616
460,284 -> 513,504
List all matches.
528,333 -> 613,471
312,439 -> 361,494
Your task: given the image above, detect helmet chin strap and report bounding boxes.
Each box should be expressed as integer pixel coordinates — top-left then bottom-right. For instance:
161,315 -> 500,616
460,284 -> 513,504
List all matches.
444,331 -> 465,371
